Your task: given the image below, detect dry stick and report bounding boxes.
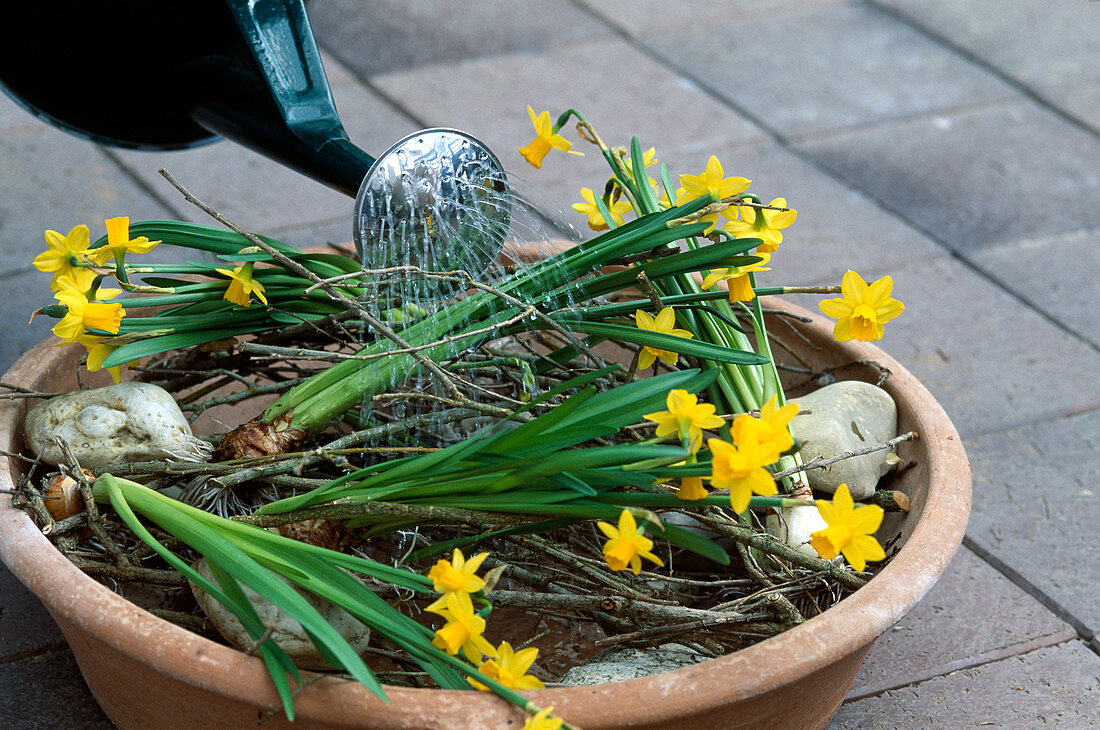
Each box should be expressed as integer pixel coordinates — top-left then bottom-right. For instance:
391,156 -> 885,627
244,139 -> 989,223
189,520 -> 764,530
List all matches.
0,381 -> 60,398
237,305 -> 536,363
181,377 -> 311,413
771,431 -> 919,480
592,615 -> 783,649
237,499 -> 536,533
54,437 -> 130,566
506,533 -> 666,602
69,557 -> 190,586
488,589 -> 766,625
635,270 -> 664,310
695,512 -> 867,590
157,168 -> 471,403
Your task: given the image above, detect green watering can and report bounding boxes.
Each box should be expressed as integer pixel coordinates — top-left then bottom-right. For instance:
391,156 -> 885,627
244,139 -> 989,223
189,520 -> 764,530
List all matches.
0,0 -> 511,278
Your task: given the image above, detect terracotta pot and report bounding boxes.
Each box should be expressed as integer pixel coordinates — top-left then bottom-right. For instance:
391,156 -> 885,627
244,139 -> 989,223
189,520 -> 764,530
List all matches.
0,300 -> 970,729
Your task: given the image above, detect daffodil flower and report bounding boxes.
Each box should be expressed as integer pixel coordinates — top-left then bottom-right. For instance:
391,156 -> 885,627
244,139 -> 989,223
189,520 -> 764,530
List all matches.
51,277 -> 125,344
519,106 -> 583,169
523,706 -> 564,730
634,307 -> 693,369
427,548 -> 489,596
721,197 -> 796,253
88,216 -> 160,265
809,484 -> 886,572
572,187 -> 632,230
596,509 -> 664,575
426,591 -> 498,663
34,225 -> 91,288
216,261 -> 268,307
675,156 -> 751,232
676,476 -> 709,501
818,270 -> 904,342
707,433 -> 778,513
730,395 -> 799,456
700,252 -> 772,303
643,388 -> 724,453
78,334 -> 127,384
468,640 -> 545,691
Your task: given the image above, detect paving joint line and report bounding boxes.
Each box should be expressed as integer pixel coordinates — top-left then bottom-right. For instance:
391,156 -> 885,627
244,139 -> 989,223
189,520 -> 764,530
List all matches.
843,629 -> 1080,702
0,640 -> 72,666
866,0 -> 1100,139
962,535 -> 1096,644
98,147 -> 188,220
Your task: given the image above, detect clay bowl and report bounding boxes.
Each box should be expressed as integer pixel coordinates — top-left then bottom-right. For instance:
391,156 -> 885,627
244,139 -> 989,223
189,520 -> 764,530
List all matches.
0,299 -> 970,729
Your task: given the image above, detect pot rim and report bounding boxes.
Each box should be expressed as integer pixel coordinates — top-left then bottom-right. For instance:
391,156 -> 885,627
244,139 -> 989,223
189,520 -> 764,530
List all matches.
0,299 -> 970,725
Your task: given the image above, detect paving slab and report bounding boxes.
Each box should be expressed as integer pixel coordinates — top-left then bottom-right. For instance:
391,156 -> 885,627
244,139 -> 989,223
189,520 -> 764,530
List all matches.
1042,80 -> 1100,136
0,564 -> 67,662
573,0 -> 844,38
830,641 -> 1100,729
0,649 -> 114,729
107,58 -> 418,236
793,98 -> 1100,254
966,408 -> 1100,638
309,0 -> 612,78
790,254 -> 1100,439
1,270 -> 87,373
848,546 -> 1076,699
0,96 -> 175,265
642,2 -> 1017,138
876,0 -> 1100,94
969,227 -> 1100,348
369,36 -> 767,216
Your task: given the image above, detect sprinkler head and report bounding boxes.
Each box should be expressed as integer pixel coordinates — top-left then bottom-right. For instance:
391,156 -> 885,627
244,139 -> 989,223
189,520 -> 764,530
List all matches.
353,129 -> 511,300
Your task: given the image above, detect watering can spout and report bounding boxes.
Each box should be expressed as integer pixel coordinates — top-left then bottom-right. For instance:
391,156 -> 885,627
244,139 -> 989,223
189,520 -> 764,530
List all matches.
0,0 -> 511,274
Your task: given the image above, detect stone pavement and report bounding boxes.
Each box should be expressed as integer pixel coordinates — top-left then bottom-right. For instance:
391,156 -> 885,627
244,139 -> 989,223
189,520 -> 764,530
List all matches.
1,1 -> 1098,727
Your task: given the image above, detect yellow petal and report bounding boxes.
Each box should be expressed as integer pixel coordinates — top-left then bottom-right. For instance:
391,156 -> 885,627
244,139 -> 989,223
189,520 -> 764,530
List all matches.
841,270 -> 868,302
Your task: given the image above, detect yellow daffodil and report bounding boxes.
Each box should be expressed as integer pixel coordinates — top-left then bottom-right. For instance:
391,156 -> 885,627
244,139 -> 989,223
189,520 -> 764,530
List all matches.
818,270 -> 904,342
643,388 -> 724,453
78,334 -> 128,384
676,156 -> 750,232
700,252 -> 772,303
621,147 -> 659,188
52,278 -> 125,344
708,433 -> 778,513
428,548 -> 489,596
519,106 -> 582,169
426,591 -> 498,663
809,484 -> 885,572
634,307 -> 693,369
34,225 -> 91,288
731,395 -> 799,456
523,706 -> 564,730
468,641 -> 545,691
596,509 -> 664,575
721,198 -> 796,253
88,216 -> 160,264
216,261 -> 268,307
572,187 -> 632,230
676,476 -> 709,501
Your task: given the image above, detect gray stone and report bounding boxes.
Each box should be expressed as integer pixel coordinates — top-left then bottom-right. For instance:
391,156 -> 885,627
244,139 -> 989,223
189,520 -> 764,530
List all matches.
965,409 -> 1100,636
831,641 -> 1100,729
310,0 -> 612,78
559,643 -> 708,685
849,546 -> 1076,699
794,99 -> 1100,253
192,559 -> 371,672
642,2 -> 1016,137
790,380 -> 898,499
789,255 -> 1100,439
0,649 -> 114,729
879,0 -> 1100,93
24,382 -> 210,469
970,227 -> 1100,347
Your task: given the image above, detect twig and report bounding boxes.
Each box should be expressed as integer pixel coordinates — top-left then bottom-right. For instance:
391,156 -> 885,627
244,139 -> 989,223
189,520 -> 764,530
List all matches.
592,615 -> 782,648
772,431 -> 918,480
488,589 -> 763,625
54,437 -> 130,566
69,557 -> 189,586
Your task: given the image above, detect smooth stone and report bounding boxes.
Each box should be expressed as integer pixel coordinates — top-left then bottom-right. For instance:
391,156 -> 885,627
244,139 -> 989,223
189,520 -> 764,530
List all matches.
191,559 -> 371,671
23,382 -> 211,469
789,381 -> 897,499
560,643 -> 708,685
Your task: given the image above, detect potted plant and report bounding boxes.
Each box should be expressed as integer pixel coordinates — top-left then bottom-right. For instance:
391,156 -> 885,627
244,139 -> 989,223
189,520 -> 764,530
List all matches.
0,113 -> 969,729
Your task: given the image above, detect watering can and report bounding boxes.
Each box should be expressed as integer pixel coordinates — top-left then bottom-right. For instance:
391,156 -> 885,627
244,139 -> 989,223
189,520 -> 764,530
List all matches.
0,0 -> 511,277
